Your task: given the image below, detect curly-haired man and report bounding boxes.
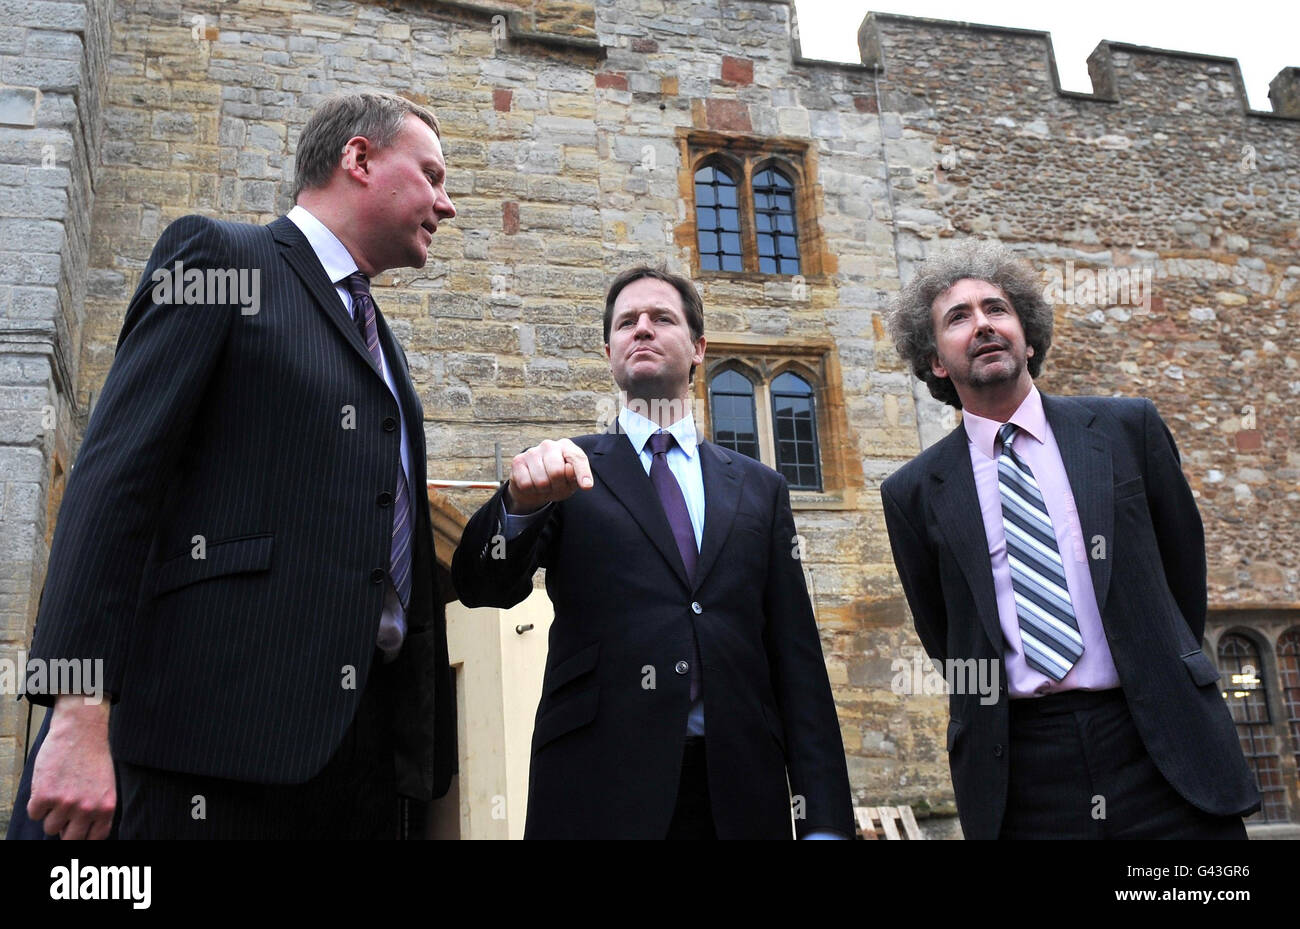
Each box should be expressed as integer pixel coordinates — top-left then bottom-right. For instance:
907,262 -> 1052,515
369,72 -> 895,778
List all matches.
880,241 -> 1259,839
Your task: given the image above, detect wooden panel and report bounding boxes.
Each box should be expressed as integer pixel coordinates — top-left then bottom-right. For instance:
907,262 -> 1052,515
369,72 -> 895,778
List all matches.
877,805 -> 902,840
897,804 -> 923,839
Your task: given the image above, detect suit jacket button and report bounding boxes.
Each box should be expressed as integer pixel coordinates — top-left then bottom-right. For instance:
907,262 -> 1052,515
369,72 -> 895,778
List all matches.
377,491 -> 393,506
993,744 -> 1004,757
383,417 -> 397,432
675,660 -> 690,675
370,569 -> 386,584
691,602 -> 702,614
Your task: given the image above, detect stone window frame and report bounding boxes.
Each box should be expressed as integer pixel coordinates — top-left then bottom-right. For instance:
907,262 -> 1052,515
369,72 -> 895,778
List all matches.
693,335 -> 856,510
679,131 -> 825,280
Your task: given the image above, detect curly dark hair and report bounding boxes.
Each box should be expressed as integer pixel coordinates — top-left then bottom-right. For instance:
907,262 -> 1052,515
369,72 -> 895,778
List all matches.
885,240 -> 1052,409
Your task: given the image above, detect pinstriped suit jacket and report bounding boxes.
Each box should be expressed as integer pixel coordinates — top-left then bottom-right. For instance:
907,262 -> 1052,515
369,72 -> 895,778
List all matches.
28,214 -> 455,800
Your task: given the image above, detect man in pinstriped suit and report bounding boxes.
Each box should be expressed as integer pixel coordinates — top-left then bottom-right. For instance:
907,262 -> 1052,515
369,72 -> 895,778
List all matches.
23,93 -> 458,838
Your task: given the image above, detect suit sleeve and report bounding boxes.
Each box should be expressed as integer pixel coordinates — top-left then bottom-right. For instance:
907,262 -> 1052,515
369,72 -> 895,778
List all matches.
760,476 -> 856,838
450,482 -> 557,609
27,215 -> 238,703
880,480 -> 949,663
1141,399 -> 1208,640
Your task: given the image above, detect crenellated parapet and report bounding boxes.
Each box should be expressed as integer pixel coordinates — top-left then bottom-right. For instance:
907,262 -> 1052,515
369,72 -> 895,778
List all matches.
854,12 -> 1298,121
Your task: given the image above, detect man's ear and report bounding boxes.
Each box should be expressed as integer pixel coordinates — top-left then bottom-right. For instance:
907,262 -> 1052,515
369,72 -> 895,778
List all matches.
341,135 -> 373,181
1027,344 -> 1034,358
929,353 -> 948,379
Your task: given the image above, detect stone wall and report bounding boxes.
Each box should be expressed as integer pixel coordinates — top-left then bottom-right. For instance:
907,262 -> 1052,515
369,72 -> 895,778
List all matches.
864,13 -> 1300,609
0,0 -> 110,832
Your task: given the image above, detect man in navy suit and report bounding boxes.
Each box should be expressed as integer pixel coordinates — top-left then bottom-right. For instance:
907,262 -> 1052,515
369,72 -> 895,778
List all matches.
880,241 -> 1259,838
452,267 -> 854,839
23,92 -> 457,839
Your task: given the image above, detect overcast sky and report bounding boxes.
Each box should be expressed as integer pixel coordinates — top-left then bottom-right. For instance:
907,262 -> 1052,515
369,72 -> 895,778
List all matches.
793,0 -> 1297,112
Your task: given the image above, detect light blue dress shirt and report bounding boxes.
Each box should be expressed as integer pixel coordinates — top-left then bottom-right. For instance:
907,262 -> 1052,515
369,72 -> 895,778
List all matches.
503,407 -> 706,734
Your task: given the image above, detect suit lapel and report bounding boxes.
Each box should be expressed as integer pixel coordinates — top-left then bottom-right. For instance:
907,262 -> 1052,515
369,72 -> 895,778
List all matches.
269,216 -> 379,376
588,430 -> 693,590
375,312 -> 428,488
928,423 -> 1005,654
694,440 -> 743,591
1042,394 -> 1114,609
270,216 -> 427,509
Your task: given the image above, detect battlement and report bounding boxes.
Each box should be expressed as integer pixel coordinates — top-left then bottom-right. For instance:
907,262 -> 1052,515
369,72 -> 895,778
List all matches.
409,1 -> 1298,121
853,11 -> 1298,120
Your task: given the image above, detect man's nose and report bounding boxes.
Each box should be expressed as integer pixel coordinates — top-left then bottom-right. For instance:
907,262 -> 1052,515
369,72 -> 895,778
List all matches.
634,314 -> 654,336
436,189 -> 456,220
971,308 -> 994,331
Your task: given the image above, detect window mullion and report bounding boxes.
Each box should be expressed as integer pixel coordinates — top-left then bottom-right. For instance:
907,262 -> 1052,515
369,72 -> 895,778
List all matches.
755,377 -> 775,468
739,157 -> 758,273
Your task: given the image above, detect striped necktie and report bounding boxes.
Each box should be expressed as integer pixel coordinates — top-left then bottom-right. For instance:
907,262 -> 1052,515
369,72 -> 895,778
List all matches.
997,423 -> 1083,681
345,271 -> 412,609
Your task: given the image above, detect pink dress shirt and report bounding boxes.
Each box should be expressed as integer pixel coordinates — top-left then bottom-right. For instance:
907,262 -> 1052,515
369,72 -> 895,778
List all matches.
963,386 -> 1121,698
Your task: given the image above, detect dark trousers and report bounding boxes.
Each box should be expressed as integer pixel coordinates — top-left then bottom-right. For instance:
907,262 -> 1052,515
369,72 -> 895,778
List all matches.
666,736 -> 716,840
1000,688 -> 1248,840
118,655 -> 399,839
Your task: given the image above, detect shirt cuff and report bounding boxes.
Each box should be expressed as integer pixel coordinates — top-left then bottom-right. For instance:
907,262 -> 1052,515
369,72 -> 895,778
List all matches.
500,498 -> 553,541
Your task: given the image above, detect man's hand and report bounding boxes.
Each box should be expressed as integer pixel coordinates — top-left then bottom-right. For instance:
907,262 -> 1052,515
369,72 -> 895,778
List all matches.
28,694 -> 115,840
505,438 -> 594,514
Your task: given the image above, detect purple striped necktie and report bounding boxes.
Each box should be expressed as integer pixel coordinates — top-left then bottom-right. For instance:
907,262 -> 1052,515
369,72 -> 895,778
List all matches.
648,430 -> 700,699
345,271 -> 412,609
997,423 -> 1081,680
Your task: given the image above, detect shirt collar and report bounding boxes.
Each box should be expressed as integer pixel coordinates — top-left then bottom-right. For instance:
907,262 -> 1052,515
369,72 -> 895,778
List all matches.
962,384 -> 1047,460
286,204 -> 359,290
618,405 -> 698,460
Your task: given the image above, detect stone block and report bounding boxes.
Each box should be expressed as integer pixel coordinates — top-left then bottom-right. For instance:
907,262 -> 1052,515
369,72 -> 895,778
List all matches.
0,87 -> 36,127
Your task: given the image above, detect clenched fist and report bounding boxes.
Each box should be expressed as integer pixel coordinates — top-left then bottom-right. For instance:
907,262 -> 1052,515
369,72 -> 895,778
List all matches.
28,694 -> 116,840
505,438 -> 594,514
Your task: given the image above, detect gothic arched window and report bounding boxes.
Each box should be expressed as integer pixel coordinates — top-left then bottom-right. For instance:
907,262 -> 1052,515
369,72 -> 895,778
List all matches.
770,371 -> 820,491
708,368 -> 759,461
752,165 -> 800,275
694,163 -> 743,272
1218,634 -> 1286,821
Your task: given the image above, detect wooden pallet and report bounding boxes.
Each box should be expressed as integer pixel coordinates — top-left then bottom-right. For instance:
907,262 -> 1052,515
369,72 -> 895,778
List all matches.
854,805 -> 924,840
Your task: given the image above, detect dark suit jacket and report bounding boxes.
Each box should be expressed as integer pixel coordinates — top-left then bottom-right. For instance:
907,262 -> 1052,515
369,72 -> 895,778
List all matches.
28,215 -> 455,801
452,429 -> 855,838
880,393 -> 1260,838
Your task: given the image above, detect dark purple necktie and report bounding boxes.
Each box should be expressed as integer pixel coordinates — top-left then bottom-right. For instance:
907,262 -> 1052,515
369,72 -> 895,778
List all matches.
345,271 -> 412,609
648,431 -> 700,699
